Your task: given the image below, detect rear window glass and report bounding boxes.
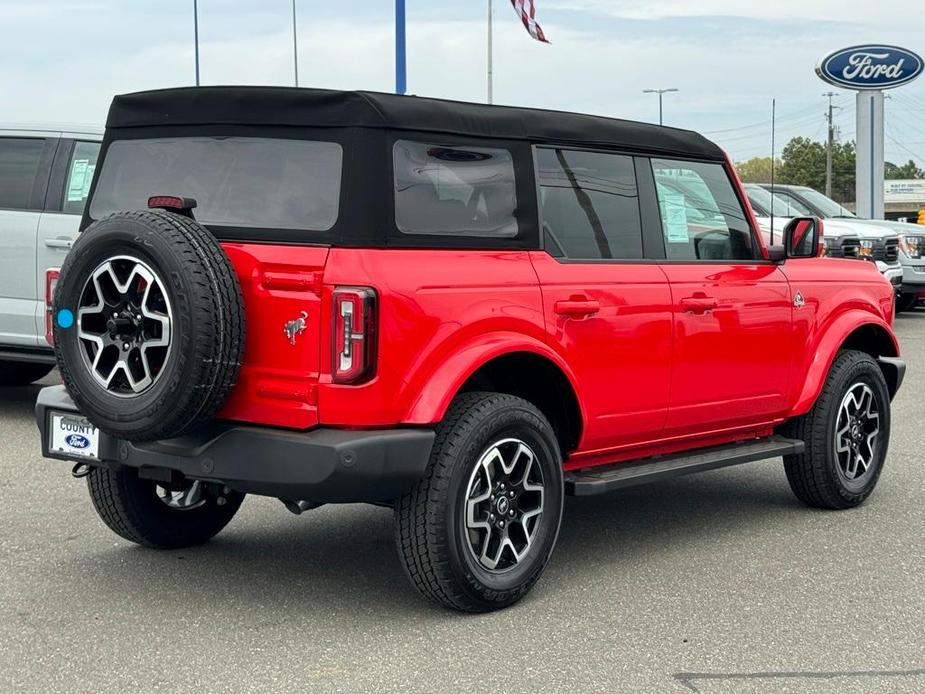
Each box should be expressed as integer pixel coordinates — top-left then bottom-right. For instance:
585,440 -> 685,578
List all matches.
89,137 -> 343,231
0,137 -> 46,210
393,140 -> 518,237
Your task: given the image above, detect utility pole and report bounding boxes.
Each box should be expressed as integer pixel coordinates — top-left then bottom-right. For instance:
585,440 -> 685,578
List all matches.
824,92 -> 837,198
642,88 -> 679,126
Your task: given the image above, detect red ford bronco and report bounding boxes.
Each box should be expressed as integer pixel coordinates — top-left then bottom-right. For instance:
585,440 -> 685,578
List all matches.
36,87 -> 904,612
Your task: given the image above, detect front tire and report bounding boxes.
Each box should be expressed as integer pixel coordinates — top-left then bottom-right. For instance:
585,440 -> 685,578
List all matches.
395,393 -> 564,612
87,466 -> 244,549
782,350 -> 891,509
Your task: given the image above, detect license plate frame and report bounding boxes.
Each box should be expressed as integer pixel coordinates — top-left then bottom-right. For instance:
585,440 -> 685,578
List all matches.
47,411 -> 100,461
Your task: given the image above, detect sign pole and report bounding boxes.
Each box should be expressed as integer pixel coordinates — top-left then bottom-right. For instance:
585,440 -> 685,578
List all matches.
395,0 -> 407,95
856,90 -> 885,219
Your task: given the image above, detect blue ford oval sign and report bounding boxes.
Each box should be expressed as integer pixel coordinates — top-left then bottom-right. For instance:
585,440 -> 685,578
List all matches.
817,45 -> 923,90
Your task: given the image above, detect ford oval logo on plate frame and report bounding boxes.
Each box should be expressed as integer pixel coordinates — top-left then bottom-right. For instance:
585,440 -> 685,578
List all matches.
817,45 -> 924,90
65,434 -> 91,449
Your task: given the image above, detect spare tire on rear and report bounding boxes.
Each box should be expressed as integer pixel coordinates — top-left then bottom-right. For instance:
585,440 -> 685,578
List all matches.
53,210 -> 245,442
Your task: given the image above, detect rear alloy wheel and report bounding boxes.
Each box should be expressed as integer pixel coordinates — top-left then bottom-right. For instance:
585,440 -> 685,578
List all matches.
782,350 -> 891,509
87,466 -> 244,549
395,392 -> 563,612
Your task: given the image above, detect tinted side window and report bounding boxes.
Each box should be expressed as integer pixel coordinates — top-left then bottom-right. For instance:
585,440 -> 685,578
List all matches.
652,159 -> 755,261
536,148 -> 643,260
0,137 -> 46,210
393,140 -> 518,237
62,140 -> 101,215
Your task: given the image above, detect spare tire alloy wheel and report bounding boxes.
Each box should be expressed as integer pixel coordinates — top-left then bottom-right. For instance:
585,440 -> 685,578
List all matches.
77,255 -> 172,396
54,210 -> 245,442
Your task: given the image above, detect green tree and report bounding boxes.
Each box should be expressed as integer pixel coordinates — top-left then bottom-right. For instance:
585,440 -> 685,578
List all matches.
778,136 -> 856,203
735,156 -> 779,183
885,159 -> 925,179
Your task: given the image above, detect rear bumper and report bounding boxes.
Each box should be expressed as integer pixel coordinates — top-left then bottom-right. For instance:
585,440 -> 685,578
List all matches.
35,386 -> 435,503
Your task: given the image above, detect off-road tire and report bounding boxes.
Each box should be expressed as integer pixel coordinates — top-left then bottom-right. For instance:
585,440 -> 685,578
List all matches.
87,466 -> 244,549
0,361 -> 54,386
781,350 -> 891,509
53,210 -> 244,441
395,392 -> 564,613
896,293 -> 918,313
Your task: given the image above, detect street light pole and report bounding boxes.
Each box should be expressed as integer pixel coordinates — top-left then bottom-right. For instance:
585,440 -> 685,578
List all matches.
642,88 -> 678,125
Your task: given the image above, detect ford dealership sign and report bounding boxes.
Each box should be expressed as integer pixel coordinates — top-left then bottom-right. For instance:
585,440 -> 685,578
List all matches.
817,45 -> 923,90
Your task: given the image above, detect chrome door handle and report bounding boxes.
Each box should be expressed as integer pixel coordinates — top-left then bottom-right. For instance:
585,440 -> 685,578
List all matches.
44,237 -> 73,250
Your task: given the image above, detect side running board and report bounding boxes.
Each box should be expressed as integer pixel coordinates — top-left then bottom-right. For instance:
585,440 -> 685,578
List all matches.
565,436 -> 804,496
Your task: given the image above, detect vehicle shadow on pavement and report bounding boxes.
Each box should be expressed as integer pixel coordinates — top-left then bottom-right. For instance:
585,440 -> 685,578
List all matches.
67,463 -> 800,619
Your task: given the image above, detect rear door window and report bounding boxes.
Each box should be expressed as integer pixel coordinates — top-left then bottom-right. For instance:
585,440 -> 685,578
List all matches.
0,137 -> 47,210
90,137 -> 343,231
393,140 -> 518,237
536,147 -> 643,260
62,140 -> 101,215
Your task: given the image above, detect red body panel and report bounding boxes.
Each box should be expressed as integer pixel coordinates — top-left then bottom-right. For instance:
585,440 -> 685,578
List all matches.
528,252 -> 673,451
218,243 -> 329,429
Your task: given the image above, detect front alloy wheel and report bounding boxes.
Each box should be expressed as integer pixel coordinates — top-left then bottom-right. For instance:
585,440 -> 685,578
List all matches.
833,383 -> 881,485
783,350 -> 891,509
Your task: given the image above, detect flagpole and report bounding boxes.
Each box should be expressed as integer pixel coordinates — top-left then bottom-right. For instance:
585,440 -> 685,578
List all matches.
487,0 -> 493,104
291,0 -> 299,87
395,0 -> 407,94
193,0 -> 200,86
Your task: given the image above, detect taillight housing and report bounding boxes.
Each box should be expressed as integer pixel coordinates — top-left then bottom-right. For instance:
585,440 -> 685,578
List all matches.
45,269 -> 60,345
332,287 -> 377,384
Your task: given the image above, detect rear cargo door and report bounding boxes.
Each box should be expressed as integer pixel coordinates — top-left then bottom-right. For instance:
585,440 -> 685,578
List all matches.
86,132 -> 347,429
218,244 -> 329,429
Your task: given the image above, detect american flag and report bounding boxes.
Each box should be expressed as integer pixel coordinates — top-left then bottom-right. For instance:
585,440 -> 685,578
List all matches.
509,0 -> 549,43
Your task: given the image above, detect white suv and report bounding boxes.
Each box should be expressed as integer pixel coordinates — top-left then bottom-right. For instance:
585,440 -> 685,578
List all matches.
0,124 -> 102,385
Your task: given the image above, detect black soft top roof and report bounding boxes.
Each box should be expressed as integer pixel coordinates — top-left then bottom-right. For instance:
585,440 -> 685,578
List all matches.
106,86 -> 726,162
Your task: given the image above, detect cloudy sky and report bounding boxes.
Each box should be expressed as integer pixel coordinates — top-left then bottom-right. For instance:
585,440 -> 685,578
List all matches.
1,0 -> 924,166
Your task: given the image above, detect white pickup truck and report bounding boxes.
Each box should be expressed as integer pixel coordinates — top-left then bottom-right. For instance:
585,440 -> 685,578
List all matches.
0,124 -> 102,385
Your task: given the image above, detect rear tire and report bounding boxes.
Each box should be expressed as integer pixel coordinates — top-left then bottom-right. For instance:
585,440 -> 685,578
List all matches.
395,392 -> 564,613
0,361 -> 54,386
87,466 -> 244,549
896,293 -> 918,313
781,350 -> 890,509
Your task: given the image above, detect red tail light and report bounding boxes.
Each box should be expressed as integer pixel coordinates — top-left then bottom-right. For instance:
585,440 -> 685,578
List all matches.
45,269 -> 60,345
332,287 -> 377,384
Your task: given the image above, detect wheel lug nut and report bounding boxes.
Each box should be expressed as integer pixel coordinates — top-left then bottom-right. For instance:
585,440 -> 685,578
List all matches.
509,491 -> 515,498
122,342 -> 129,351
508,510 -> 515,517
499,520 -> 505,528
488,513 -> 495,523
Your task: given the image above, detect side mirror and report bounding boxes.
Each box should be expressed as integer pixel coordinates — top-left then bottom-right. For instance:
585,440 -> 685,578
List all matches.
784,217 -> 824,258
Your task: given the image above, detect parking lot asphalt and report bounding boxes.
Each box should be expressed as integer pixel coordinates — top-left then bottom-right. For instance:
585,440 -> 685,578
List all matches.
1,314 -> 924,694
